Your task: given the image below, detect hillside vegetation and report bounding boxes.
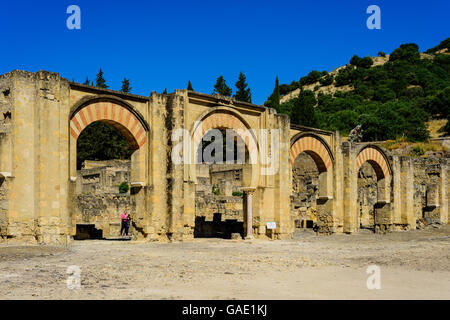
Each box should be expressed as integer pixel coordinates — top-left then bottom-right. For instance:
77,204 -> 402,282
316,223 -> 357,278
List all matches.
266,38 -> 450,142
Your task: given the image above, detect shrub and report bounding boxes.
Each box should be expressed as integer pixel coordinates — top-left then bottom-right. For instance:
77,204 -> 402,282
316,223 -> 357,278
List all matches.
411,145 -> 425,156
319,74 -> 334,86
119,182 -> 129,193
232,191 -> 243,197
212,185 -> 220,195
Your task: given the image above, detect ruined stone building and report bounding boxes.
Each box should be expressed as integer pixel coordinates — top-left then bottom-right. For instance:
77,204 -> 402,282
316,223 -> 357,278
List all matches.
0,70 -> 448,244
73,160 -> 132,239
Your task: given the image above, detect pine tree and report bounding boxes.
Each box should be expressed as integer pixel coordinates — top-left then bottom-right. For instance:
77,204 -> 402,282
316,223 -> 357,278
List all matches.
95,68 -> 108,89
233,72 -> 252,103
187,80 -> 194,91
212,76 -> 232,97
84,77 -> 90,86
163,88 -> 168,94
121,78 -> 132,93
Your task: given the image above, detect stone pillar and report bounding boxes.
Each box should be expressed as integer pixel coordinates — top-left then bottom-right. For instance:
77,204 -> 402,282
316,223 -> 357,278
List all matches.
334,132 -> 344,232
401,157 -> 415,229
392,156 -> 402,228
343,143 -> 358,233
243,188 -> 256,239
439,163 -> 448,224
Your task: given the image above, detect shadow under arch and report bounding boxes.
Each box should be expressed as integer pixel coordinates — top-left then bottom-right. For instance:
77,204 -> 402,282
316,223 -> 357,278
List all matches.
290,132 -> 334,170
190,106 -> 260,189
355,144 -> 393,233
289,132 -> 335,233
355,144 -> 392,180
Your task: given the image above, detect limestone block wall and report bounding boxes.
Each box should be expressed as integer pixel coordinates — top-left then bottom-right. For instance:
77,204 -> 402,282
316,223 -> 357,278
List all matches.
0,177 -> 7,241
76,160 -> 131,194
290,153 -> 320,227
0,69 -> 448,244
73,194 -> 133,238
0,70 -> 71,244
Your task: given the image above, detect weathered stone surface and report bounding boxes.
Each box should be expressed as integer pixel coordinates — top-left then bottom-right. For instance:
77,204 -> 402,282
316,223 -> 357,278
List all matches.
0,69 -> 448,244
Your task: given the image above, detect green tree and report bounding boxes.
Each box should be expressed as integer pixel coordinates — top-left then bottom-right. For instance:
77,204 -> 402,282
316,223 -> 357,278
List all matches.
212,76 -> 232,97
291,90 -> 317,127
119,182 -> 129,193
389,43 -> 420,63
163,88 -> 168,94
187,80 -> 194,91
269,76 -> 281,112
299,70 -> 322,86
95,68 -> 108,89
83,77 -> 90,85
120,78 -> 132,93
76,122 -> 132,169
233,72 -> 252,103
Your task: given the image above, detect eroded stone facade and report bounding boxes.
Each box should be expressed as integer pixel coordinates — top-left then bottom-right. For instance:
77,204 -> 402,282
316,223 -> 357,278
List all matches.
0,69 -> 448,244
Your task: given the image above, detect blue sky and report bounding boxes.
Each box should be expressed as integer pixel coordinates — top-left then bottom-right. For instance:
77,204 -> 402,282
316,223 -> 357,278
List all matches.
1,0 -> 449,104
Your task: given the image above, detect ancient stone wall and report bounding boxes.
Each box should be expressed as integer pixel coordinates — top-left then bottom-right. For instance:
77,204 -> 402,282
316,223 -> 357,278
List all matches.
76,160 -> 131,194
0,69 -> 448,244
357,163 -> 378,229
73,194 -> 133,239
195,164 -> 244,222
290,153 -> 319,228
412,157 -> 447,223
0,177 -> 7,241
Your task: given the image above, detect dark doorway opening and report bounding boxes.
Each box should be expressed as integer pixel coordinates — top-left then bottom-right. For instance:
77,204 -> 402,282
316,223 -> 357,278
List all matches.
194,214 -> 244,239
74,224 -> 103,240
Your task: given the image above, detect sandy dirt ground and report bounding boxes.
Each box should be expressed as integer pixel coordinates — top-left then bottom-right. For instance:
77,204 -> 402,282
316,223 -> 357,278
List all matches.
0,226 -> 449,300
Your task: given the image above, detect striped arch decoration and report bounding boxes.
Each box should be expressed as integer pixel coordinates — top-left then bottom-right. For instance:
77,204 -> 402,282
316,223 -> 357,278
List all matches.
192,111 -> 258,163
290,135 -> 333,170
70,102 -> 147,149
356,146 -> 390,179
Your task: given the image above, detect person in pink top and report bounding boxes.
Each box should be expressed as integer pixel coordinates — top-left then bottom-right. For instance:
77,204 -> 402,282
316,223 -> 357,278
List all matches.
120,212 -> 128,236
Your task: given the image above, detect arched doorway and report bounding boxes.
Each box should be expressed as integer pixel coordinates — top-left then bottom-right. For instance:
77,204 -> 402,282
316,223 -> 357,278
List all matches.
355,146 -> 392,233
191,109 -> 259,239
69,99 -> 149,240
290,134 -> 334,233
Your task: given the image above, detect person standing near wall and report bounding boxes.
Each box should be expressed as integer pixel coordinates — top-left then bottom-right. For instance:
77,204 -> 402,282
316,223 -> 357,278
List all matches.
125,213 -> 131,236
120,212 -> 128,236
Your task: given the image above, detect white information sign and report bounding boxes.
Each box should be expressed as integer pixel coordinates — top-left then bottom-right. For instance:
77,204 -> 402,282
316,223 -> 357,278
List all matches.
266,222 -> 277,229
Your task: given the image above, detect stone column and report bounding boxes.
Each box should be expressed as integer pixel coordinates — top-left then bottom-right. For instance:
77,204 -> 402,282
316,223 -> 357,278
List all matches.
243,188 -> 256,239
439,163 -> 448,224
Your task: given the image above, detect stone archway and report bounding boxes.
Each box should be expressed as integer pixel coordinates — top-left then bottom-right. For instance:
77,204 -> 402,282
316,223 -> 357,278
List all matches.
190,108 -> 260,239
68,98 -> 150,240
356,146 -> 391,203
290,134 -> 335,233
355,145 -> 392,233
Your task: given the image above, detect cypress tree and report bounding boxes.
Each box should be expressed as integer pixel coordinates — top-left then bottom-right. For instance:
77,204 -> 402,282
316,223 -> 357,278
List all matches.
95,68 -> 108,89
121,78 -> 132,93
187,80 -> 194,91
163,88 -> 168,94
212,76 -> 232,97
270,76 -> 281,112
84,77 -> 90,85
233,72 -> 252,103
